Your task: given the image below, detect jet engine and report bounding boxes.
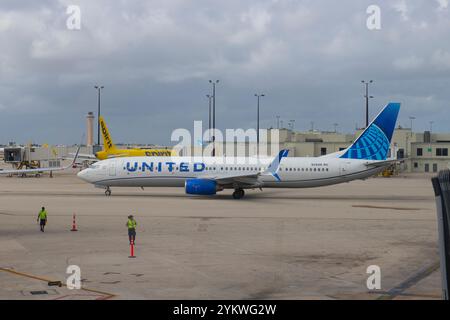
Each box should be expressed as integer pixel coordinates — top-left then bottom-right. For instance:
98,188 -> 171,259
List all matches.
185,179 -> 217,195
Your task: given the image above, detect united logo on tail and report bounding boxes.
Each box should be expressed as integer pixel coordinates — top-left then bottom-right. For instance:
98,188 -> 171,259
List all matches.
340,103 -> 400,160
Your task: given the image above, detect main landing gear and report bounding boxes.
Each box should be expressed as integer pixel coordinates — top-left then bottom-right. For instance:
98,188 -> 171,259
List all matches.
105,187 -> 111,196
232,188 -> 245,199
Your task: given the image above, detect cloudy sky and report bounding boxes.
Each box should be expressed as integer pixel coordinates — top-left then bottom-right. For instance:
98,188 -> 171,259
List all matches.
0,0 -> 449,145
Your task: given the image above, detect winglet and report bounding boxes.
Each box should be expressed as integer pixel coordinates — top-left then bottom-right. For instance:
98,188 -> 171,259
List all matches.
264,149 -> 289,181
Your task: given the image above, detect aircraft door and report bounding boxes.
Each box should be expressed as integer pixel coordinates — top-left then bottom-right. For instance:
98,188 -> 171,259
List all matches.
340,161 -> 351,176
108,161 -> 116,176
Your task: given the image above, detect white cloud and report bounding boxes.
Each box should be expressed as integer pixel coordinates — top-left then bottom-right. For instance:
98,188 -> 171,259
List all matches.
392,0 -> 409,21
436,0 -> 449,10
393,55 -> 424,70
431,49 -> 450,69
227,7 -> 271,45
0,12 -> 13,31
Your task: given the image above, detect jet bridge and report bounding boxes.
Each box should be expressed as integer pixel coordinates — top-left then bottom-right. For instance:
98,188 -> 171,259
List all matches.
3,146 -> 64,175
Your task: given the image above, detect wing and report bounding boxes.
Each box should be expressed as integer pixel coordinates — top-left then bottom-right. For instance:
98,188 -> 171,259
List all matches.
201,149 -> 289,188
0,145 -> 81,175
204,172 -> 263,187
69,152 -> 97,160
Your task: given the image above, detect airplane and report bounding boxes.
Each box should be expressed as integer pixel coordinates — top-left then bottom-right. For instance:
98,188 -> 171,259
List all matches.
0,145 -> 81,176
76,116 -> 174,161
77,102 -> 401,199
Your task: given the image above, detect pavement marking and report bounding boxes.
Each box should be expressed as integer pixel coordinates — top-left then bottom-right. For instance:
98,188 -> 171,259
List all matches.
376,261 -> 440,300
352,205 -> 423,211
0,267 -> 116,300
53,293 -> 105,300
0,211 -> 15,216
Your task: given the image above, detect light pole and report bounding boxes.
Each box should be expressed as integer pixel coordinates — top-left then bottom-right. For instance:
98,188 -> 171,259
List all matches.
409,116 -> 416,137
289,119 -> 295,130
206,94 -> 212,142
94,85 -> 104,145
333,123 -> 338,133
209,80 -> 219,156
429,121 -> 434,153
276,116 -> 280,129
361,80 -> 374,128
255,93 -> 265,156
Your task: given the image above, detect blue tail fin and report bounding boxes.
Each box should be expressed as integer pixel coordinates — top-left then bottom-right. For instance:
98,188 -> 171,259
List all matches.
340,102 -> 400,160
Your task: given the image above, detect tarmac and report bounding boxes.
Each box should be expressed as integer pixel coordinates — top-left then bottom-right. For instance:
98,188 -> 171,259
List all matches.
0,169 -> 442,300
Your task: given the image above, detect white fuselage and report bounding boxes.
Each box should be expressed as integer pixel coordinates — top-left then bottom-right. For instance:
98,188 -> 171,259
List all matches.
77,156 -> 385,189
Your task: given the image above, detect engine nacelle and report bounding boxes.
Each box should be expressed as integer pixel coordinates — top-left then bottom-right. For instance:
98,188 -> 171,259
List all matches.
185,179 -> 217,195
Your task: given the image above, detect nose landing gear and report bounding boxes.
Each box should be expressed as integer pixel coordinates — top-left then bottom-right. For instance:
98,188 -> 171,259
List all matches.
105,187 -> 111,196
232,188 -> 245,199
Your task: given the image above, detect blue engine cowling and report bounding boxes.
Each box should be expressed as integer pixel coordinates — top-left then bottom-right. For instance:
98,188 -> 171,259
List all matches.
185,179 -> 217,195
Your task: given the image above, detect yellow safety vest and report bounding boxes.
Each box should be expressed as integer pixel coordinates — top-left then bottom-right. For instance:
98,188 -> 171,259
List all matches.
127,219 -> 137,229
38,210 -> 47,220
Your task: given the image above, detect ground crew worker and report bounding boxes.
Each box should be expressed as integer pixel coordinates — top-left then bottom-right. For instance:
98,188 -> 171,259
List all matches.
126,215 -> 137,245
37,207 -> 47,232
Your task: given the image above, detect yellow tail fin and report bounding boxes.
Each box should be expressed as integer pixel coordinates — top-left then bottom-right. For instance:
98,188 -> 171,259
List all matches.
99,116 -> 116,152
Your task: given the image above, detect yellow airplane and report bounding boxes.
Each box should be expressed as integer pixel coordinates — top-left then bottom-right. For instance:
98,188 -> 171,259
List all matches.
94,116 -> 174,160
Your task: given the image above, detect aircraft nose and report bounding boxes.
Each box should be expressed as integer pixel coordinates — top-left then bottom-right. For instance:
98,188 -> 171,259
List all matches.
77,169 -> 90,182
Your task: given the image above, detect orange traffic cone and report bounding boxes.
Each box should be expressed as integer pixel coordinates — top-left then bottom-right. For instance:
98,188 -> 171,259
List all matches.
71,213 -> 78,232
